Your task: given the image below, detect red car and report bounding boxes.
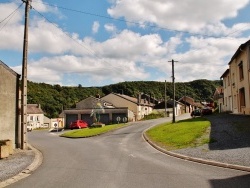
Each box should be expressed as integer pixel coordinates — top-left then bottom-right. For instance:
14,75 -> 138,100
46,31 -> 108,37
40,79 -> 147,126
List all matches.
69,120 -> 88,129
202,107 -> 213,115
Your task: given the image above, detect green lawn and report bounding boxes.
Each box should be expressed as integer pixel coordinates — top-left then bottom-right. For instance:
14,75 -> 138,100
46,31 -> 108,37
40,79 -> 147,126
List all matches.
60,123 -> 128,138
145,117 -> 211,150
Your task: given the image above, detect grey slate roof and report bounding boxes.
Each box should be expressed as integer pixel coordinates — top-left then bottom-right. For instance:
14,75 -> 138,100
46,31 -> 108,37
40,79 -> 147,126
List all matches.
27,104 -> 44,114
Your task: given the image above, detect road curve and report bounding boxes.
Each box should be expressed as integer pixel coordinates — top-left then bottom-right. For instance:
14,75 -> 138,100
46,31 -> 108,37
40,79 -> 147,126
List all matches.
8,116 -> 250,188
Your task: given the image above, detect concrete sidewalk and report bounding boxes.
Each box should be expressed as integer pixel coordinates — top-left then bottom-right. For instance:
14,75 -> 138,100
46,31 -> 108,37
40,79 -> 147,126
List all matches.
0,144 -> 42,187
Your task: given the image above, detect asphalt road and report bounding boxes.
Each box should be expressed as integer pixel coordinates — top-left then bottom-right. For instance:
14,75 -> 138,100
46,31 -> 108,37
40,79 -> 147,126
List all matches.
8,116 -> 250,188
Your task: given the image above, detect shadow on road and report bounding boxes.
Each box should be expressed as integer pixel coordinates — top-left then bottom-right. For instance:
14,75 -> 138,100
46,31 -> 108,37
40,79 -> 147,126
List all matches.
209,174 -> 250,188
206,114 -> 250,150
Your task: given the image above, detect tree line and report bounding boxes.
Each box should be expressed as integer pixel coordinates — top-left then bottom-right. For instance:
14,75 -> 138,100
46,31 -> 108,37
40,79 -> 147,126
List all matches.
27,79 -> 222,118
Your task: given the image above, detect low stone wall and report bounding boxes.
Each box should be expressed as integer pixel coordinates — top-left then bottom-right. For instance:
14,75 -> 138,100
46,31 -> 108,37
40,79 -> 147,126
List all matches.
0,140 -> 13,159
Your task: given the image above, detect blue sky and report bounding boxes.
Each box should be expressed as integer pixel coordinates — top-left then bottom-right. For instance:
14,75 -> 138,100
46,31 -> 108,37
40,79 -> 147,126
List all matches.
1,0 -> 250,86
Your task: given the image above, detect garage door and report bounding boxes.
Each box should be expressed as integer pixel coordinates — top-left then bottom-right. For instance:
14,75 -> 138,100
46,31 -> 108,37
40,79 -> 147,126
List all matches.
65,114 -> 78,128
81,114 -> 93,126
100,114 -> 110,124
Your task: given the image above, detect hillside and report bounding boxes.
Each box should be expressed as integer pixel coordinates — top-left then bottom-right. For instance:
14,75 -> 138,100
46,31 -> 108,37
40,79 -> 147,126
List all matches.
27,79 -> 222,118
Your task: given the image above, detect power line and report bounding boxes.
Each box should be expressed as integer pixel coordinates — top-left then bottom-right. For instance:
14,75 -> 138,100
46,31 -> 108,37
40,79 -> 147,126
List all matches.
0,2 -> 24,31
31,0 -> 247,39
31,6 -> 131,75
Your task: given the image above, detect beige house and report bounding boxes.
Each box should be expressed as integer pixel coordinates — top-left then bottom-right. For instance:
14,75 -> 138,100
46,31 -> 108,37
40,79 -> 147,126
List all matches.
101,93 -> 154,121
220,40 -> 250,114
213,86 -> 224,113
154,99 -> 184,116
61,96 -> 134,128
27,104 -> 44,129
0,60 -> 20,148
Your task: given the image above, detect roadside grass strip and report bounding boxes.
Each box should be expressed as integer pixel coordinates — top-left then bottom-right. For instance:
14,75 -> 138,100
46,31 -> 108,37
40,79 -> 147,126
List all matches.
146,117 -> 211,150
60,123 -> 127,138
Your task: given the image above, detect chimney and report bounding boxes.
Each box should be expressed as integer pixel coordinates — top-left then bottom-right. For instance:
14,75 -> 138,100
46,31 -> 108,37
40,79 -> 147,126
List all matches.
137,93 -> 141,104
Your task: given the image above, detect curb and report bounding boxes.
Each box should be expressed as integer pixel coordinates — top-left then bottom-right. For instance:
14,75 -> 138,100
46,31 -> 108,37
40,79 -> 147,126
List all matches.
143,132 -> 250,173
0,144 -> 43,188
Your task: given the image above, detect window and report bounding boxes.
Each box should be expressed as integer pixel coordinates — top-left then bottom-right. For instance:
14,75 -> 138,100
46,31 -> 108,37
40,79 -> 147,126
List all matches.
227,75 -> 230,86
232,73 -> 235,87
238,61 -> 244,80
234,95 -> 237,108
239,87 -> 246,107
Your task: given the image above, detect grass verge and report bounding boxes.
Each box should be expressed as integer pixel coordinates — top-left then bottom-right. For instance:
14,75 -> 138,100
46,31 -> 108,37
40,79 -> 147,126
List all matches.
145,117 -> 211,150
60,123 -> 128,138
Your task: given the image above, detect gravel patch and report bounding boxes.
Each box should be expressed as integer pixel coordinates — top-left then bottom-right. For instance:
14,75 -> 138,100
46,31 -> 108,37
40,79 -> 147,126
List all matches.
173,113 -> 250,167
0,148 -> 35,182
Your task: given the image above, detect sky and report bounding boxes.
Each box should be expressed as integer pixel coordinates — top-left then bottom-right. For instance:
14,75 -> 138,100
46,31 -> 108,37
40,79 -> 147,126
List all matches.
0,0 -> 250,87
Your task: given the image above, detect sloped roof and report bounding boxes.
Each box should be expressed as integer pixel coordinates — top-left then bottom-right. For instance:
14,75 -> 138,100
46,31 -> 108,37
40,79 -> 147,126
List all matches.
0,60 -> 20,77
112,93 -> 154,106
220,69 -> 229,79
76,96 -> 114,109
27,104 -> 44,114
178,96 -> 195,105
229,40 -> 250,64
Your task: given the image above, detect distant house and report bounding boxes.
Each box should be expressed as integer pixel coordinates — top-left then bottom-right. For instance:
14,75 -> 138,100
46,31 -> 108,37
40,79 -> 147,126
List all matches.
141,93 -> 161,105
27,104 -> 44,129
154,99 -> 184,116
178,96 -> 196,113
101,93 -> 154,121
0,60 -> 20,148
213,86 -> 224,112
220,40 -> 250,114
61,96 -> 133,128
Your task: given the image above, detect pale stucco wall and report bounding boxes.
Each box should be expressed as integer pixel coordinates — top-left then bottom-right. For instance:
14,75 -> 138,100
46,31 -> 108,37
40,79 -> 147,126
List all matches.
0,63 -> 19,148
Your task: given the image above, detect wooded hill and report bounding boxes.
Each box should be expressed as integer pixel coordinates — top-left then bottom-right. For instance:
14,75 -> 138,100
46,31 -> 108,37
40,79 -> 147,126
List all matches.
27,79 -> 222,118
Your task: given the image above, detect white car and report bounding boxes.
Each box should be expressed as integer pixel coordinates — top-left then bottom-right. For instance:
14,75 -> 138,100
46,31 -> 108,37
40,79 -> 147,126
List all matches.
27,124 -> 33,132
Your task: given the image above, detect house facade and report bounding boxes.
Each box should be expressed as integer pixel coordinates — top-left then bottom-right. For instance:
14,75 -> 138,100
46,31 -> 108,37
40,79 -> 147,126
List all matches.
154,99 -> 184,116
27,104 -> 45,129
178,96 -> 196,113
220,40 -> 250,114
213,86 -> 224,113
101,93 -> 154,121
61,93 -> 154,127
0,60 -> 20,148
61,96 -> 133,128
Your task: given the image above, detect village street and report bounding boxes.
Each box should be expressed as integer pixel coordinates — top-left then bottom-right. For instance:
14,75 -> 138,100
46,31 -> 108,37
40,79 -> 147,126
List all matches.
7,115 -> 250,188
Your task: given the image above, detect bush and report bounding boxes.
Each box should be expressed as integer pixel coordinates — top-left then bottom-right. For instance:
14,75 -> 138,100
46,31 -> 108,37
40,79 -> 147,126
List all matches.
142,113 -> 165,120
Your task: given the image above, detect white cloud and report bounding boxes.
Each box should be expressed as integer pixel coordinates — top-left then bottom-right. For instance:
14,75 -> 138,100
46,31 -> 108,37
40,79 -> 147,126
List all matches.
104,23 -> 117,34
12,55 -> 149,85
92,21 -> 100,34
2,1 -> 250,86
108,0 -> 250,35
31,0 -> 59,13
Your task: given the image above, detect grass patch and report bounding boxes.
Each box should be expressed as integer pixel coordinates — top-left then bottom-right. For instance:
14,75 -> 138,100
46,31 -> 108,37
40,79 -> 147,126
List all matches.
60,123 -> 127,138
146,117 -> 211,150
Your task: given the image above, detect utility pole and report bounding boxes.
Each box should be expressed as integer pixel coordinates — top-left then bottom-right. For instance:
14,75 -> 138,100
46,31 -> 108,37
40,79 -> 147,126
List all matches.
164,80 -> 166,115
184,84 -> 186,113
168,59 -> 178,123
21,0 -> 31,149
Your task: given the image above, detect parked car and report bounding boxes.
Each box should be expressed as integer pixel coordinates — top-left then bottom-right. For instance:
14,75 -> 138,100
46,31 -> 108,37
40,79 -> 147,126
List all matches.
202,107 -> 213,115
27,124 -> 33,132
69,120 -> 88,129
191,109 -> 202,117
